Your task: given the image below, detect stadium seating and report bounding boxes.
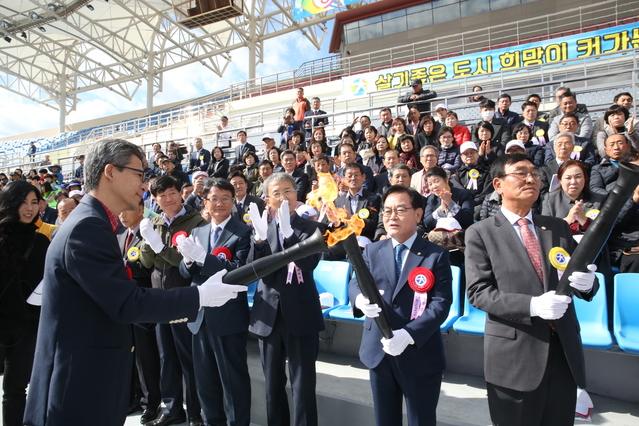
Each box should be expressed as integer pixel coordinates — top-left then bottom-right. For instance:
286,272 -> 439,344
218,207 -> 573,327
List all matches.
452,287 -> 486,336
613,273 -> 639,355
313,260 -> 352,318
246,280 -> 259,309
574,272 -> 613,350
440,265 -> 462,332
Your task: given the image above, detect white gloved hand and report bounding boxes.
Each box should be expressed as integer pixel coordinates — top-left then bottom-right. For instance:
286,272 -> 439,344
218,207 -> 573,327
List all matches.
140,218 -> 165,253
354,290 -> 385,318
530,291 -> 572,320
175,234 -> 193,264
278,200 -> 294,239
178,235 -> 206,264
248,202 -> 268,241
197,269 -> 249,308
569,264 -> 597,293
381,328 -> 413,356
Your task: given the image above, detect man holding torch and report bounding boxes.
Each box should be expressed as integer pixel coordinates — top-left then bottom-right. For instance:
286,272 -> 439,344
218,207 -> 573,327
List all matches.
348,185 -> 453,425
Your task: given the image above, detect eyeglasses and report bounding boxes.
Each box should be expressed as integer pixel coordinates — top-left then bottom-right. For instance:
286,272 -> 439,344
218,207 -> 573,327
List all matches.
506,172 -> 542,181
267,188 -> 296,199
381,207 -> 414,217
205,197 -> 234,204
116,165 -> 145,183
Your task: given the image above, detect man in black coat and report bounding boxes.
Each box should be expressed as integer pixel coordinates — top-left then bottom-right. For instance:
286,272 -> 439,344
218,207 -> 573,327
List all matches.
397,78 -> 437,116
234,130 -> 256,165
186,138 -> 211,174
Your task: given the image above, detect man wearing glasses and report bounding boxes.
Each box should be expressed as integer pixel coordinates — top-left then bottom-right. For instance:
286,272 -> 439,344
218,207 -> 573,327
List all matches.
25,139 -> 247,426
247,173 -> 325,426
465,154 -> 597,425
177,178 -> 253,426
349,184 -> 452,425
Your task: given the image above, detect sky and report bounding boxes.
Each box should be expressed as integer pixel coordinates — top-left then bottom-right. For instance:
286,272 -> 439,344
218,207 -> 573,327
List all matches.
0,22 -> 334,139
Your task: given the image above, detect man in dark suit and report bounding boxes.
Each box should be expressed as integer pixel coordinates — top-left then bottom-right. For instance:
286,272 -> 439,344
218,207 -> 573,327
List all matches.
38,199 -> 57,224
280,150 -> 310,201
228,171 -> 266,222
519,101 -> 550,144
334,163 -> 381,241
247,173 -> 325,426
24,139 -> 247,426
465,154 -> 598,426
374,149 -> 401,195
303,97 -> 329,140
178,178 -> 253,426
349,185 -> 452,425
544,113 -> 597,167
336,142 -> 375,192
117,201 -> 162,424
234,130 -> 255,165
186,138 -> 211,174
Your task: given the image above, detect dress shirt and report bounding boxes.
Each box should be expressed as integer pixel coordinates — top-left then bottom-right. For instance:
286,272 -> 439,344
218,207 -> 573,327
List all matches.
348,188 -> 364,214
500,206 -> 537,246
163,206 -> 186,227
210,216 -> 232,248
390,232 -> 418,271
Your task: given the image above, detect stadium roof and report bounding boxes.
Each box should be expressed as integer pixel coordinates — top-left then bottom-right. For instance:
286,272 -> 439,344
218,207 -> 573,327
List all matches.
0,0 -> 368,117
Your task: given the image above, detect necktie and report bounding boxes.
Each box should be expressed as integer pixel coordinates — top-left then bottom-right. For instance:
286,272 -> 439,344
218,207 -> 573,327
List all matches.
395,243 -> 407,282
124,230 -> 134,255
212,226 -> 221,247
517,218 -> 543,283
236,201 -> 244,216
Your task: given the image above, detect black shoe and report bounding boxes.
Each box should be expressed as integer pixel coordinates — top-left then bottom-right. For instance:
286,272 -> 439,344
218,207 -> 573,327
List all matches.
189,416 -> 204,426
140,406 -> 160,424
145,413 -> 186,426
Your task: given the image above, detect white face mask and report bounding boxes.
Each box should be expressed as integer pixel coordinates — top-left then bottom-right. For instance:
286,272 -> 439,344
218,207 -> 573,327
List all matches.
481,110 -> 495,121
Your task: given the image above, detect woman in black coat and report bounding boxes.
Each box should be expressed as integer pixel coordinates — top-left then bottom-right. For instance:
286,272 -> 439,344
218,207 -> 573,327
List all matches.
207,146 -> 229,178
0,181 -> 49,425
422,166 -> 475,231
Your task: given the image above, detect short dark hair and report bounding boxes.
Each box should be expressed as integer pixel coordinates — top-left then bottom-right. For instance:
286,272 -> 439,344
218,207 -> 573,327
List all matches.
521,101 -> 538,111
314,154 -> 330,164
474,121 -> 495,140
338,143 -> 355,155
560,112 -> 579,123
38,168 -> 48,174
499,93 -> 512,102
343,162 -> 364,175
527,94 -> 541,102
258,159 -> 273,169
227,170 -> 248,184
280,149 -> 296,160
382,185 -> 423,210
202,178 -> 235,199
479,99 -> 496,109
560,91 -> 576,101
390,164 -> 411,176
84,139 -> 144,192
212,146 -> 225,158
181,182 -> 194,191
380,107 -> 391,114
424,166 -> 448,181
490,154 -> 535,180
614,92 -> 633,103
150,175 -> 182,196
237,130 -> 247,137
604,105 -> 630,123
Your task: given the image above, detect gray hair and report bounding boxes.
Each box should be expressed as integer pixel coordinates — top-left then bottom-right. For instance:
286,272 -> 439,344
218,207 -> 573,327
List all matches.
554,132 -> 575,144
84,139 -> 144,192
263,173 -> 296,198
420,145 -> 438,156
390,164 -> 412,176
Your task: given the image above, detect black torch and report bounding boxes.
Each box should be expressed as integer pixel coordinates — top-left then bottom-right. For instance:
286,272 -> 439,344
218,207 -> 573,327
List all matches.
341,233 -> 394,339
556,161 -> 639,295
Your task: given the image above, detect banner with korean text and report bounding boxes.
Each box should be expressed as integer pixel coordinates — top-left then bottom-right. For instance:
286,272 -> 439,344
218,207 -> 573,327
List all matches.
342,23 -> 639,99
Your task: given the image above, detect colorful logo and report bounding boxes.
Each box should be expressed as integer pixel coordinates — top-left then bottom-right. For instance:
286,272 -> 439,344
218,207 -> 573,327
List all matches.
350,78 -> 369,97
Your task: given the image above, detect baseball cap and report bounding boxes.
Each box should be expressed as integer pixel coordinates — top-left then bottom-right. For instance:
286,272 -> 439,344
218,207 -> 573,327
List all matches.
505,140 -> 526,152
459,141 -> 478,154
410,78 -> 422,86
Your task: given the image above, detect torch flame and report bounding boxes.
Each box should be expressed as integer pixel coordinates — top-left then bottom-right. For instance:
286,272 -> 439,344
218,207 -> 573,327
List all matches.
307,172 -> 365,246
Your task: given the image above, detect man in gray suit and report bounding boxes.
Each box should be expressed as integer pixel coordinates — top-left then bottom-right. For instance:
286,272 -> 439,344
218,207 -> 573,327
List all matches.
465,154 -> 598,426
178,178 -> 253,426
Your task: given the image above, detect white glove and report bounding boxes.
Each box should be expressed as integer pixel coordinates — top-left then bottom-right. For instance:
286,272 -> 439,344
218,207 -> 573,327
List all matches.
530,291 -> 572,320
248,202 -> 268,241
140,218 -> 165,253
197,269 -> 249,308
568,264 -> 597,293
278,200 -> 294,239
354,290 -> 385,318
381,328 -> 413,356
178,235 -> 206,264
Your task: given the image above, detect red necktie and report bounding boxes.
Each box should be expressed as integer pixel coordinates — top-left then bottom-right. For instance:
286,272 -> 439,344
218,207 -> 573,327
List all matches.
124,230 -> 134,255
517,218 -> 543,283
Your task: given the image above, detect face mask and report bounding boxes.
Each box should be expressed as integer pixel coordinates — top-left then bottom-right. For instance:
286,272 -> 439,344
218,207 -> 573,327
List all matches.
481,110 -> 495,121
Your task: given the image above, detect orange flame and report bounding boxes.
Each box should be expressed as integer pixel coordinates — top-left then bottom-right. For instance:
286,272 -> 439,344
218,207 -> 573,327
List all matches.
307,172 -> 364,246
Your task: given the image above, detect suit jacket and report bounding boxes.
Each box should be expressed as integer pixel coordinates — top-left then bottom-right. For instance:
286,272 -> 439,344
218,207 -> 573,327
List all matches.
303,109 -> 329,138
374,172 -> 390,195
189,148 -> 211,172
291,168 -> 310,201
249,214 -> 325,338
234,142 -> 256,164
348,237 -> 452,376
40,206 -> 58,225
471,118 -> 511,147
540,160 -> 560,198
116,227 -> 152,289
179,219 -> 251,335
207,158 -> 230,179
544,136 -> 597,166
24,194 -> 200,426
232,194 -> 266,222
464,211 -> 597,392
332,189 -> 381,240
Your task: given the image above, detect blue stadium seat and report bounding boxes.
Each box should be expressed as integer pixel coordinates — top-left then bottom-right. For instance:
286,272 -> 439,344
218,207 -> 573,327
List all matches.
246,280 -> 259,309
440,265 -> 461,332
453,287 -> 486,336
574,272 -> 612,350
314,260 -> 351,318
613,273 -> 639,354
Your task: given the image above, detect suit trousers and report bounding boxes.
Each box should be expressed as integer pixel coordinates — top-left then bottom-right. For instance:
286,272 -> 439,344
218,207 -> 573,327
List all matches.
486,333 -> 577,426
1,320 -> 38,426
369,355 -> 442,426
133,324 -> 162,411
258,309 -> 319,426
192,316 -> 251,426
156,322 -> 201,418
